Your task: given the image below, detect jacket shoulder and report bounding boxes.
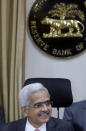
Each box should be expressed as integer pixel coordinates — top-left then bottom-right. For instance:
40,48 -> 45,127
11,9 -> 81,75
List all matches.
1,118 -> 27,131
49,117 -> 74,129
65,100 -> 86,111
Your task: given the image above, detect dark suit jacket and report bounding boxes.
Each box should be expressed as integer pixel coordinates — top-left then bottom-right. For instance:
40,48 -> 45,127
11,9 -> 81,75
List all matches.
0,107 -> 5,124
1,117 -> 74,131
0,106 -> 5,131
63,100 -> 86,131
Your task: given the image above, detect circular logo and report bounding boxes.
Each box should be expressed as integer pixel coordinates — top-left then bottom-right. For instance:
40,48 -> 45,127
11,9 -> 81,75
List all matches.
28,0 -> 86,57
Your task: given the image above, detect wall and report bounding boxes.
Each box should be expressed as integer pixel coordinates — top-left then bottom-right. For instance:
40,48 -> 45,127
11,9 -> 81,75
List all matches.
25,0 -> 86,118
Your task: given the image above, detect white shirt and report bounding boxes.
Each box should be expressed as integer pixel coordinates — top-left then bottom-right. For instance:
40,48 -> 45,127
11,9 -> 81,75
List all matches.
25,119 -> 46,131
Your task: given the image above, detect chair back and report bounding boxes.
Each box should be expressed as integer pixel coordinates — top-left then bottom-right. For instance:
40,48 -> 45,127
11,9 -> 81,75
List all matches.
24,78 -> 73,108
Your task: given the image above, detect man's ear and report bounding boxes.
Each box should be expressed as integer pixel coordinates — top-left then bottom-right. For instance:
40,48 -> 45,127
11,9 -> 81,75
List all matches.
21,107 -> 28,118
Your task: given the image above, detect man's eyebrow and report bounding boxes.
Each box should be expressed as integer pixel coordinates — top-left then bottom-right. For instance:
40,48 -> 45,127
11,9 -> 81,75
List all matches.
34,100 -> 50,105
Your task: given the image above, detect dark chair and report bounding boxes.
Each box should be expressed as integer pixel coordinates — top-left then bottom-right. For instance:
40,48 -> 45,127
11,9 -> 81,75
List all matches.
24,78 -> 73,118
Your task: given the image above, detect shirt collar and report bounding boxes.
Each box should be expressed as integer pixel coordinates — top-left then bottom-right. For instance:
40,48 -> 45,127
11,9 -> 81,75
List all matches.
25,118 -> 46,131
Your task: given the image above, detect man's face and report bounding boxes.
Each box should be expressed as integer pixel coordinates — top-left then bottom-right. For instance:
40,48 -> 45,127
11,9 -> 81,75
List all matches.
23,90 -> 52,128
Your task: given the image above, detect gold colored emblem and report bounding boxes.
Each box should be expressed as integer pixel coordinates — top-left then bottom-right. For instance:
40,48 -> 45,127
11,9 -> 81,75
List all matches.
41,3 -> 85,38
28,0 -> 86,57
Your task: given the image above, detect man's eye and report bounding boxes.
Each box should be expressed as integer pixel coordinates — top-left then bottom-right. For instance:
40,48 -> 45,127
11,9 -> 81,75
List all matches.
45,101 -> 53,106
34,103 -> 41,108
45,101 -> 51,105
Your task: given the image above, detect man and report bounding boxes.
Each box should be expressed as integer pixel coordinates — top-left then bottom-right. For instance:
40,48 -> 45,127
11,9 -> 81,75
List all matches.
3,83 -> 74,131
0,106 -> 5,124
63,100 -> 86,131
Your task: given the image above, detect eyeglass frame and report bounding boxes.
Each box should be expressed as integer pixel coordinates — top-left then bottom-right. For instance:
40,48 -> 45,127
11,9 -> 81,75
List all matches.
25,100 -> 53,109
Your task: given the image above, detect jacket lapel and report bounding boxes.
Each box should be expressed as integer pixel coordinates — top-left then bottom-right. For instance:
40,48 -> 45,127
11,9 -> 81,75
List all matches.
46,117 -> 57,131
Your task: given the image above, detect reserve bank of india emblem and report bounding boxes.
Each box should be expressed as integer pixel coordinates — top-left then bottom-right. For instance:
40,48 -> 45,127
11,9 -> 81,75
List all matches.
28,0 -> 86,57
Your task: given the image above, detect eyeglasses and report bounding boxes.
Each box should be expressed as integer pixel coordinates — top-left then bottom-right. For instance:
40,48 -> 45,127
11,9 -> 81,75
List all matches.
27,100 -> 53,109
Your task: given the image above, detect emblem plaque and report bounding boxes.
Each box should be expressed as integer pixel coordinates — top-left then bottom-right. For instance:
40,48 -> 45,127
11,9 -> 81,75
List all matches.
28,0 -> 86,57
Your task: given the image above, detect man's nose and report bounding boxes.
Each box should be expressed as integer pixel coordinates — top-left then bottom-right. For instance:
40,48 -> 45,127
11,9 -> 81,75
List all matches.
41,104 -> 48,110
